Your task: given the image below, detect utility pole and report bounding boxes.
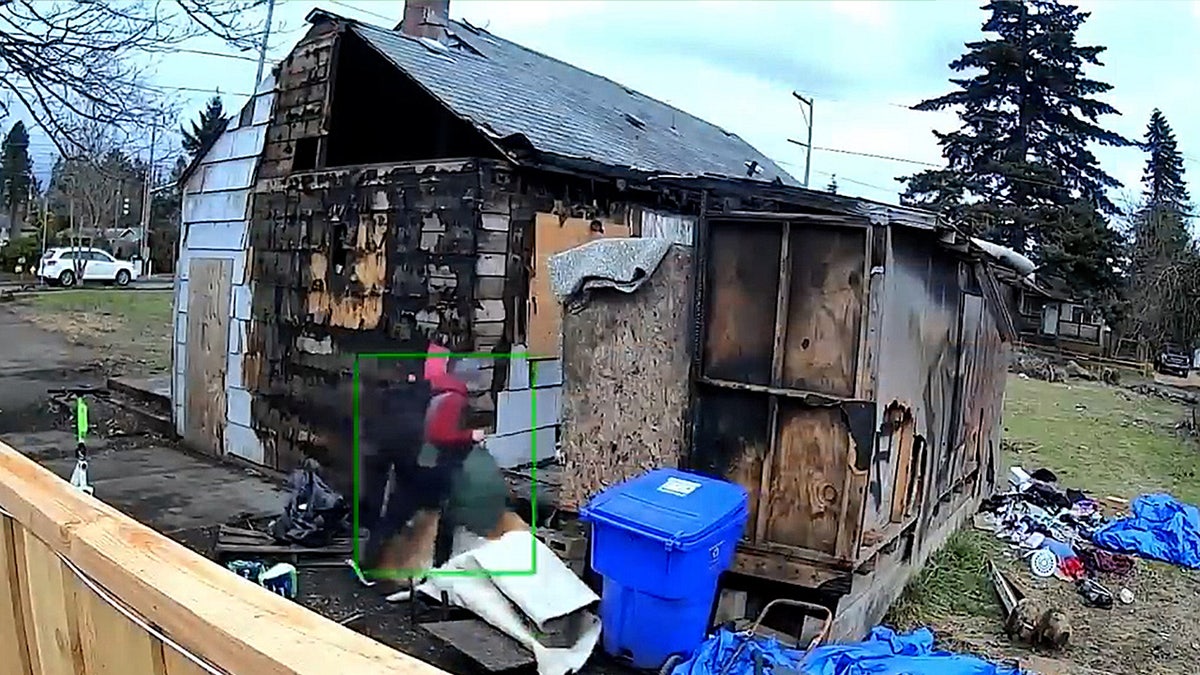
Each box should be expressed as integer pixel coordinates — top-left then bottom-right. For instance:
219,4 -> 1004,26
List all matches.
140,122 -> 157,276
254,0 -> 277,89
787,92 -> 815,188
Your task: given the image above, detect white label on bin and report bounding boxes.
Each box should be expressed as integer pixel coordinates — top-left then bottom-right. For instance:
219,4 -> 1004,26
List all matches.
658,477 -> 701,497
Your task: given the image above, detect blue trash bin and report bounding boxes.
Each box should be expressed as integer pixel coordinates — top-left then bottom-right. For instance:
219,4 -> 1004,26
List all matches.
581,468 -> 749,669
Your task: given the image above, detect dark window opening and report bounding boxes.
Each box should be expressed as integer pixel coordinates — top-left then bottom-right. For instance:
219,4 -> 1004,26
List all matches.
293,137 -> 319,171
331,218 -> 349,272
324,31 -> 499,166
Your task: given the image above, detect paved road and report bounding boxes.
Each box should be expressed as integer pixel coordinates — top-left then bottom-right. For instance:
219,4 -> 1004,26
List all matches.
0,307 -> 103,420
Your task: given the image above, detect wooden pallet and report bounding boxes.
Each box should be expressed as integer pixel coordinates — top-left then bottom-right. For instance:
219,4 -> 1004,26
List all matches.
214,525 -> 362,564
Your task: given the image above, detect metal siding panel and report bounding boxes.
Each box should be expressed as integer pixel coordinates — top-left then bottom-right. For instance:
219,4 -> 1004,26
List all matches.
231,127 -> 265,160
530,358 -> 563,387
175,309 -> 189,344
225,422 -> 264,464
641,209 -> 696,246
186,220 -> 247,251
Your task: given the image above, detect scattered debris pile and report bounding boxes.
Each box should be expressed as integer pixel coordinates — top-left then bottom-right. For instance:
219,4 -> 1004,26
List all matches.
1129,383 -> 1198,405
1008,348 -> 1120,385
976,465 -> 1200,653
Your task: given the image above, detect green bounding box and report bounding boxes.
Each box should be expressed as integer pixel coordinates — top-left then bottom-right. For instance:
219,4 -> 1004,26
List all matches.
352,351 -> 541,579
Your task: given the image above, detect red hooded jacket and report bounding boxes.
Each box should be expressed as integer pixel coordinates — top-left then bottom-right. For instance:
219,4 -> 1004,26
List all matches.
424,370 -> 475,451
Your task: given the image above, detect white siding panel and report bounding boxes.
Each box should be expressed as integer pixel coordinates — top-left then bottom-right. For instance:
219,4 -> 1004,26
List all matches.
486,427 -> 556,469
175,311 -> 189,344
641,209 -> 696,246
496,387 -> 561,435
206,131 -> 237,163
231,126 -> 267,160
185,190 -> 249,224
225,423 -> 263,464
530,359 -> 563,387
226,351 -> 244,391
201,157 -> 257,192
233,285 -> 253,320
227,387 -> 253,428
175,403 -> 186,437
186,220 -> 246,251
253,92 -> 274,124
177,250 -> 245,286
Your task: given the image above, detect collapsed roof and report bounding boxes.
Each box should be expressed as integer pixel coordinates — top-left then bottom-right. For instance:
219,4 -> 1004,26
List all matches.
307,9 -> 798,185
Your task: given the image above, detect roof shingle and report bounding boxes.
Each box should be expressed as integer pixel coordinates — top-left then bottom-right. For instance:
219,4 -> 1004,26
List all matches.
339,15 -> 798,185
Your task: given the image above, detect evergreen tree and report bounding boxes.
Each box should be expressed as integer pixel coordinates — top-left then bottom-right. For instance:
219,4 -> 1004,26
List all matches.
181,96 -> 229,160
0,121 -> 33,220
826,175 -> 838,195
1126,109 -> 1196,348
899,0 -> 1131,279
1141,109 -> 1190,212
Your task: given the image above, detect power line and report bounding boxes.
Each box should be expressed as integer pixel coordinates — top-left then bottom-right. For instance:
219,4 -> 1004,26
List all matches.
173,47 -> 261,63
326,0 -> 394,23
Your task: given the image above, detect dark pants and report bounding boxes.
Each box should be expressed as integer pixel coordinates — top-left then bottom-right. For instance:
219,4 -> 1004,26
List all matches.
363,453 -> 462,572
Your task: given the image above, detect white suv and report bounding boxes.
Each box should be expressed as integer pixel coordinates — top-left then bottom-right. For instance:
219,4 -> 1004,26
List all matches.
37,247 -> 141,287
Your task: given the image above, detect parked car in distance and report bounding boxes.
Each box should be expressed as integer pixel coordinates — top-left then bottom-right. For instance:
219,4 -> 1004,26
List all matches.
37,247 -> 141,288
1155,343 -> 1193,378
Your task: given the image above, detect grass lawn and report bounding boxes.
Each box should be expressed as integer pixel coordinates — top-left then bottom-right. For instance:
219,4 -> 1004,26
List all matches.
12,289 -> 174,374
889,375 -> 1200,673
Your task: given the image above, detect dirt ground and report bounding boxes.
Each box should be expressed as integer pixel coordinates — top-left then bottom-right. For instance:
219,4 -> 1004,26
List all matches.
889,375 -> 1200,674
0,305 -> 628,675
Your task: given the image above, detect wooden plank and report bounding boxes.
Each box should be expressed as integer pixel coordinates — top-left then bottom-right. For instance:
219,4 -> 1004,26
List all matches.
184,258 -> 234,456
765,405 -> 851,557
756,222 -> 791,543
693,388 -> 769,542
76,575 -> 167,675
19,529 -> 85,675
781,225 -> 866,397
527,213 -> 630,358
163,648 -> 216,675
0,438 -> 451,675
0,517 -> 32,675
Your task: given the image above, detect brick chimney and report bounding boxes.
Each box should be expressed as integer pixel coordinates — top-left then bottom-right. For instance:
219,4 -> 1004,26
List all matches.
398,0 -> 450,41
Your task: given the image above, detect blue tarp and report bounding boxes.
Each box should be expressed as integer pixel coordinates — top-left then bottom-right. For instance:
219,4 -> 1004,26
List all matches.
669,627 -> 1023,675
798,627 -> 1023,675
1091,493 -> 1200,569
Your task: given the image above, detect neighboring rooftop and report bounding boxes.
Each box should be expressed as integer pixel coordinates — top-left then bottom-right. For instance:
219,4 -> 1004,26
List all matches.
308,8 -> 798,186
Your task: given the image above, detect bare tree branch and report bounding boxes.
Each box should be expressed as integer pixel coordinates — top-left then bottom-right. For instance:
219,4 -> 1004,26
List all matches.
0,0 -> 265,156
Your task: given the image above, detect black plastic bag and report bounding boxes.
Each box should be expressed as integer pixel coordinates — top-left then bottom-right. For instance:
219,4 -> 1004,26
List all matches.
271,458 -> 350,547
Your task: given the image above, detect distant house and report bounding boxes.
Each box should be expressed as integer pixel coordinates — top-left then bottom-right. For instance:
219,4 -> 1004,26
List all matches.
995,267 -> 1110,355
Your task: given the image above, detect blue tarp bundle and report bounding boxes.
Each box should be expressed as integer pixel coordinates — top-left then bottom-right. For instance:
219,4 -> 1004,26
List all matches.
798,627 -> 1023,675
668,626 -> 1023,675
1091,493 -> 1200,569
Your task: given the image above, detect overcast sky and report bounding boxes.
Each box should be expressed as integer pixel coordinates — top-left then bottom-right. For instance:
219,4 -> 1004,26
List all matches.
24,0 -> 1200,207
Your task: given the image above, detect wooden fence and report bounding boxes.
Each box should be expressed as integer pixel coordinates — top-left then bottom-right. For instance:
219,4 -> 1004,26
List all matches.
0,439 -> 447,675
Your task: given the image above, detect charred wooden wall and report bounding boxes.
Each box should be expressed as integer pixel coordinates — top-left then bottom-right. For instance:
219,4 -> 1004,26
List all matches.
559,245 -> 694,510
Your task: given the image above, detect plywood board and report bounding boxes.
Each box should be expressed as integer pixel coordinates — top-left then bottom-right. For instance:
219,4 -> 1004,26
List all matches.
693,388 -> 770,542
527,213 -> 629,358
19,529 -> 84,675
765,405 -> 850,556
559,247 -> 694,511
184,258 -> 234,456
702,222 -> 782,386
0,517 -> 32,675
781,226 -> 866,397
76,578 -> 166,675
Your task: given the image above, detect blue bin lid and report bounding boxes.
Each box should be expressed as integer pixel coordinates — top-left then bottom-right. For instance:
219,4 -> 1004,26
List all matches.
581,468 -> 749,550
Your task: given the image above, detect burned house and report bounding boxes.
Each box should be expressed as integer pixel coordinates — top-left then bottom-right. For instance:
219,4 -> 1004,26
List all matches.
171,0 -> 1024,639
172,1 -> 792,477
